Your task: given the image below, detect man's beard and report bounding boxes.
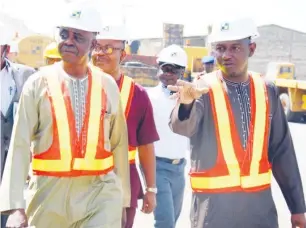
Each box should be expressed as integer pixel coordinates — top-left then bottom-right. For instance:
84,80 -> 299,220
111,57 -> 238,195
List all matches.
228,72 -> 240,78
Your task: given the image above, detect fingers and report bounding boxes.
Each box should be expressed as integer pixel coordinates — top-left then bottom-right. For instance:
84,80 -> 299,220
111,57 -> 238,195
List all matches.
176,79 -> 188,86
141,202 -> 151,214
197,87 -> 210,95
141,197 -> 155,214
141,202 -> 154,214
169,92 -> 179,100
167,85 -> 180,92
140,201 -> 146,213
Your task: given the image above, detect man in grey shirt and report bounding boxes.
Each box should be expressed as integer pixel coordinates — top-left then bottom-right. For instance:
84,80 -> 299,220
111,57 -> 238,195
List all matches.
168,17 -> 306,228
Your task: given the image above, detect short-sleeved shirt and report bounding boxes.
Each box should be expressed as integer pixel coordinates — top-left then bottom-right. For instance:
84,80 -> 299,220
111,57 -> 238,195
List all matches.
148,83 -> 189,159
116,76 -> 159,147
117,76 -> 159,207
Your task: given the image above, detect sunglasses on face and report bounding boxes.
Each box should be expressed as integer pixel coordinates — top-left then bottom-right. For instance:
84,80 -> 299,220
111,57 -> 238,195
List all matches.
59,28 -> 88,44
160,64 -> 183,75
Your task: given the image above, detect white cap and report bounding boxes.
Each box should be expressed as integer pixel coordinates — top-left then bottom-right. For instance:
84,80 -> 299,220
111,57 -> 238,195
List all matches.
57,4 -> 103,33
0,22 -> 14,45
208,17 -> 259,43
157,44 -> 187,68
96,25 -> 128,41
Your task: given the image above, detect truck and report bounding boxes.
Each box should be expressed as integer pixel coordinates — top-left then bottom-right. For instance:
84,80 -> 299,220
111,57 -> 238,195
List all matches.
121,45 -> 209,87
121,23 -> 209,87
183,46 -> 209,81
265,62 -> 306,122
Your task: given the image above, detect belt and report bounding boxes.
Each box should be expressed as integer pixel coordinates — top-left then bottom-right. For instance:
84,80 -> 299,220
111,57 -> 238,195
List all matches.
156,156 -> 184,165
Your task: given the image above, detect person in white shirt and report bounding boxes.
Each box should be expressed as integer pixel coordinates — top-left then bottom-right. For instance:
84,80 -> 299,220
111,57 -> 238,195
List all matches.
0,22 -> 35,228
147,44 -> 189,228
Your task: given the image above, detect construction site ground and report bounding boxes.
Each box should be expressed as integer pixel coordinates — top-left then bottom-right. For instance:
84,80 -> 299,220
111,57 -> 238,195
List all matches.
134,122 -> 306,228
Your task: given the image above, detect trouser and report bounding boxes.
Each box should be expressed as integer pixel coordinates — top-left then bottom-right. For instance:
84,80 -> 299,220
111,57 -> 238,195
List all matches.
125,164 -> 143,228
1,148 -> 8,228
190,189 -> 279,228
1,213 -> 8,228
25,172 -> 123,228
154,157 -> 186,228
125,207 -> 136,228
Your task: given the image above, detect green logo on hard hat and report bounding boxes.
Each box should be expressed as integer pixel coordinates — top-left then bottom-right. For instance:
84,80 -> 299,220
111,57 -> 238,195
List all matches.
221,23 -> 229,31
71,11 -> 81,19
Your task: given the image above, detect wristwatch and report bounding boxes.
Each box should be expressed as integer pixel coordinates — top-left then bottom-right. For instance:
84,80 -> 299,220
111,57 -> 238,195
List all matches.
146,187 -> 158,194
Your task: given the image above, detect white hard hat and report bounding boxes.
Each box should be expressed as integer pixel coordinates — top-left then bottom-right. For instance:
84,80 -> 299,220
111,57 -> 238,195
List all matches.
0,22 -> 14,46
96,25 -> 128,41
157,44 -> 187,68
57,4 -> 103,33
208,17 -> 259,43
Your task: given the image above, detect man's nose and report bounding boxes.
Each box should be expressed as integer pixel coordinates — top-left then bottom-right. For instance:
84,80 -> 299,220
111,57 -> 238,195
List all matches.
63,36 -> 75,46
62,31 -> 76,45
222,50 -> 232,60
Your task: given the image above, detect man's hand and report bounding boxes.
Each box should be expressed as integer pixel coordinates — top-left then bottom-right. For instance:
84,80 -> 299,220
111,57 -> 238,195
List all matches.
141,192 -> 156,214
291,213 -> 306,228
6,209 -> 28,228
167,79 -> 209,104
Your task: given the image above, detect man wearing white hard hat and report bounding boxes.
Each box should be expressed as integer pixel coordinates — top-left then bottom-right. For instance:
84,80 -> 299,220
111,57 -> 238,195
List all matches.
168,18 -> 306,227
92,25 -> 159,228
0,5 -> 130,228
0,22 -> 35,228
147,44 -> 189,228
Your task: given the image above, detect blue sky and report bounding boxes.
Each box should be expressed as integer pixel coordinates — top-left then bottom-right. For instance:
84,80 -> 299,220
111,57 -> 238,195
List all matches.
1,0 -> 306,38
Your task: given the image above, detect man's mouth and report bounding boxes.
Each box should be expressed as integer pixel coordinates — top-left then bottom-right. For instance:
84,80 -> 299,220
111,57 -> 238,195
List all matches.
223,62 -> 234,67
61,46 -> 78,55
61,50 -> 76,55
95,56 -> 109,63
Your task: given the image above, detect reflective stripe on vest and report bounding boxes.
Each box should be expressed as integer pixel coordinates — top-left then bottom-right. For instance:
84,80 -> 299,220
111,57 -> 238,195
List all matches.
32,66 -> 114,176
190,71 -> 271,193
119,75 -> 136,163
129,146 -> 137,164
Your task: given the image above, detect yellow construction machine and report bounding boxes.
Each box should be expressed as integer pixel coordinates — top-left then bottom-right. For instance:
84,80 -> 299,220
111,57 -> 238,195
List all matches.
265,62 -> 306,122
14,34 -> 54,69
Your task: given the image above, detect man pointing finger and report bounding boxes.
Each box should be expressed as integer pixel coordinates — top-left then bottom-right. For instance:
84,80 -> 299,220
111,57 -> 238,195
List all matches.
169,17 -> 306,228
168,79 -> 209,104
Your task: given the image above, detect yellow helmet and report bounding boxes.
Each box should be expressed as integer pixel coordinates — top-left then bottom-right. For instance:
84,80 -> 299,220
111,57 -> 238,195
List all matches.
44,42 -> 61,59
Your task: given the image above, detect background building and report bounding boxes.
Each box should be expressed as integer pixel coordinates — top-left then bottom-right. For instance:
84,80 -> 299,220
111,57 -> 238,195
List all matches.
136,24 -> 306,78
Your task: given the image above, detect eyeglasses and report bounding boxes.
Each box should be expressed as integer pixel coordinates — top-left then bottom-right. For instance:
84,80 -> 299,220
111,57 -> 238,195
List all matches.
160,64 -> 184,75
94,45 -> 123,55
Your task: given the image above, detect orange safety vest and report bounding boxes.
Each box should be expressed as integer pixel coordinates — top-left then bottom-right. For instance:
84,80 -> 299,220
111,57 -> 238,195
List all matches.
119,75 -> 137,164
190,71 -> 271,193
32,66 -> 114,177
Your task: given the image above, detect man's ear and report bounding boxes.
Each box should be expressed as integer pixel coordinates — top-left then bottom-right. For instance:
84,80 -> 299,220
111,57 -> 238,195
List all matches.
90,39 -> 97,52
249,42 -> 256,57
6,45 -> 11,55
120,50 -> 127,63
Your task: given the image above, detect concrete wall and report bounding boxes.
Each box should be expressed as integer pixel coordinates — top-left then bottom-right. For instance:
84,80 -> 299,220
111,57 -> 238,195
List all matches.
134,25 -> 306,79
137,36 -> 207,56
249,25 -> 306,80
138,39 -> 162,56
